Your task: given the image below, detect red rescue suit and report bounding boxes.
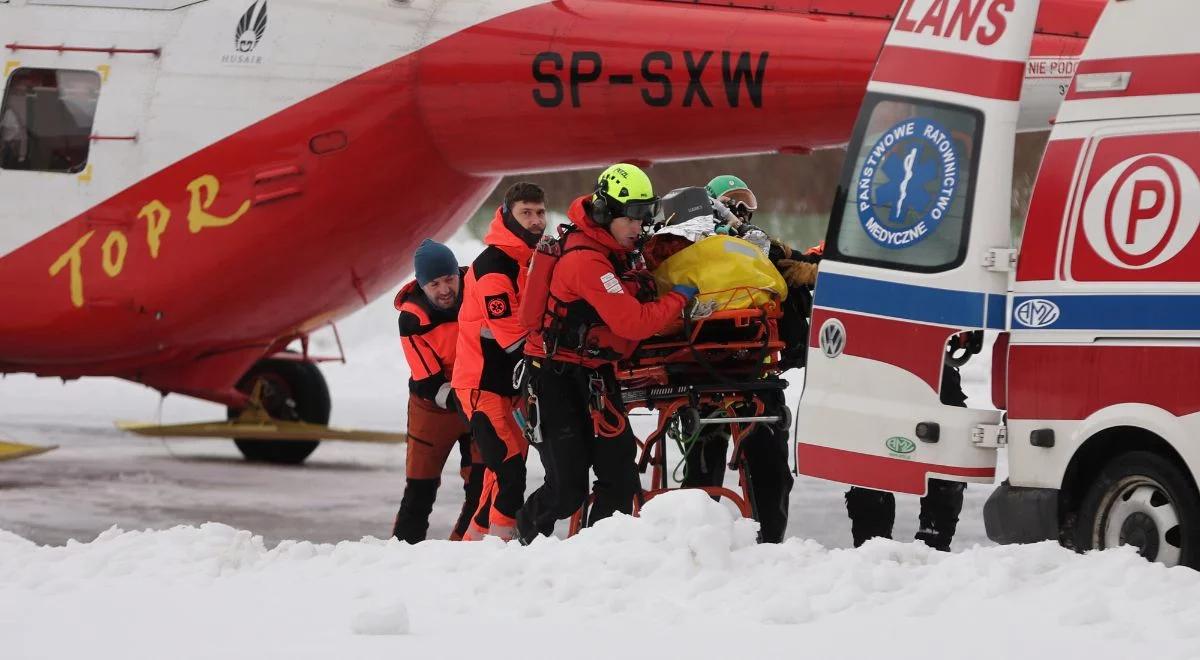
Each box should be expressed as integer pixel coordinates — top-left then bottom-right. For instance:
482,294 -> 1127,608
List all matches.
453,208 -> 537,540
392,268 -> 484,543
524,198 -> 685,367
517,196 -> 686,542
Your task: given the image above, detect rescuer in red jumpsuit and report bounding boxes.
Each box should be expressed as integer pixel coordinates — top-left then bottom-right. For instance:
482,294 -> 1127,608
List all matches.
453,182 -> 547,541
391,239 -> 484,543
515,163 -> 698,544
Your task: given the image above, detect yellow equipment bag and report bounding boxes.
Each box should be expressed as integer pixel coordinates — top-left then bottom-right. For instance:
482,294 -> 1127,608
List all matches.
652,235 -> 786,310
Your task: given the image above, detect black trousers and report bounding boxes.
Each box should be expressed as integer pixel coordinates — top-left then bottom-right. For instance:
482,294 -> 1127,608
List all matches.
680,387 -> 794,543
844,365 -> 969,551
844,480 -> 966,551
392,435 -> 483,543
518,361 -> 642,541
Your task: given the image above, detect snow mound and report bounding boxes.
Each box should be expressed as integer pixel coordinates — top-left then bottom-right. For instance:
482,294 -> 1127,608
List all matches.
350,600 -> 410,636
3,492 -> 1200,659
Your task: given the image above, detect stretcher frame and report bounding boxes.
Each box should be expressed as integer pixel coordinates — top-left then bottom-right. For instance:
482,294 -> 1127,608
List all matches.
568,302 -> 788,536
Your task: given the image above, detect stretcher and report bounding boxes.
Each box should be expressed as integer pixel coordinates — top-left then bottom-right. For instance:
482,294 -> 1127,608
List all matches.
568,290 -> 788,535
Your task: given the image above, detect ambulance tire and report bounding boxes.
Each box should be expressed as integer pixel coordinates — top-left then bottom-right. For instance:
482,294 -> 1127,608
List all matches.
227,358 -> 330,465
1074,451 -> 1200,569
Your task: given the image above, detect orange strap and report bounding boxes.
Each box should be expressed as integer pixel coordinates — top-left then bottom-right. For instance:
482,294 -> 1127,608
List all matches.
590,391 -> 628,439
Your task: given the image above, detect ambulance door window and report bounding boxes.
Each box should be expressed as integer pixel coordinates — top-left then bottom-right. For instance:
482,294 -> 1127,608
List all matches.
828,94 -> 983,272
1,68 -> 101,174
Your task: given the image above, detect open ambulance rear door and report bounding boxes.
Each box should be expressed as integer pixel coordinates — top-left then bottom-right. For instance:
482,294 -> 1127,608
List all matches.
794,0 -> 1040,495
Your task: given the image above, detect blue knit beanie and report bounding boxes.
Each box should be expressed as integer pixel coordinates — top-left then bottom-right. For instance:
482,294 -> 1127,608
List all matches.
413,239 -> 459,285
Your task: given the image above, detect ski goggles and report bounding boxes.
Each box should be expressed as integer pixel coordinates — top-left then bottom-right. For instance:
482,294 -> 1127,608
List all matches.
618,197 -> 661,223
721,188 -> 758,211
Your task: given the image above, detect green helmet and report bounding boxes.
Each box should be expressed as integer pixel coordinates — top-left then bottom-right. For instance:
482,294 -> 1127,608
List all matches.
705,174 -> 758,211
593,163 -> 660,225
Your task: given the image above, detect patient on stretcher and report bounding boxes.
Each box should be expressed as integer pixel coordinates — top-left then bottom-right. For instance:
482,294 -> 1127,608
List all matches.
638,185 -> 817,372
643,186 -> 786,313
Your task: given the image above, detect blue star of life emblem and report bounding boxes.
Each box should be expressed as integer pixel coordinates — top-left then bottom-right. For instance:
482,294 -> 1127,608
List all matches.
856,117 -> 960,249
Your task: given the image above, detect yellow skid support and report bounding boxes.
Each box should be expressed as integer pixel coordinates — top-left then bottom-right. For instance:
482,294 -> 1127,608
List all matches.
116,418 -> 406,444
0,440 -> 56,462
116,380 -> 405,444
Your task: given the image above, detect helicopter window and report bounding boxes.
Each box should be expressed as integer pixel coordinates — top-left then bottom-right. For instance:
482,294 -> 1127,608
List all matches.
1,68 -> 101,174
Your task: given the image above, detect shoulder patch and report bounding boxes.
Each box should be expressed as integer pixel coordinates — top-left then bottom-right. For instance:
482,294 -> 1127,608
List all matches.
485,293 -> 512,319
474,246 -> 520,283
398,309 -> 430,337
473,246 -> 521,293
600,272 -> 623,294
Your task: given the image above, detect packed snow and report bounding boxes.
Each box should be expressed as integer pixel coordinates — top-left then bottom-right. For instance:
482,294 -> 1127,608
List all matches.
3,230 -> 1199,659
3,492 -> 1199,659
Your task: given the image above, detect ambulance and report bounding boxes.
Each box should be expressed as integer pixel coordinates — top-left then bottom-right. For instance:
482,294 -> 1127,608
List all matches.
794,0 -> 1200,568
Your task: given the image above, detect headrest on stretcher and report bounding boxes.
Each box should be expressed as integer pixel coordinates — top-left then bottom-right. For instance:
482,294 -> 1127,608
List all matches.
652,235 -> 786,311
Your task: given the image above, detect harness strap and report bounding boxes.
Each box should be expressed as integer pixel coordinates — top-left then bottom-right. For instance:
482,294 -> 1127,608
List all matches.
542,237 -> 628,362
587,373 -> 628,439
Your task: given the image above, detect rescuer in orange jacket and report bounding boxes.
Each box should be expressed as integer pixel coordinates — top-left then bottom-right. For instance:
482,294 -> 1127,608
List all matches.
452,182 -> 547,541
515,164 -> 697,544
391,240 -> 484,543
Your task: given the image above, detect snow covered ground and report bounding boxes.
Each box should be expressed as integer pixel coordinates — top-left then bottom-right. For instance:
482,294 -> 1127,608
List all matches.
3,230 -> 1197,658
3,493 -> 1199,659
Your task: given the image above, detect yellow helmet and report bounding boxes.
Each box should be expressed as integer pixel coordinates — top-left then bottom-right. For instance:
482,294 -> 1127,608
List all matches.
592,163 -> 660,225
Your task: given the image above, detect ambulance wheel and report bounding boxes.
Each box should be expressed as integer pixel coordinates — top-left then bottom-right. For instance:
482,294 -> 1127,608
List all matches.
1074,451 -> 1200,568
227,358 -> 330,465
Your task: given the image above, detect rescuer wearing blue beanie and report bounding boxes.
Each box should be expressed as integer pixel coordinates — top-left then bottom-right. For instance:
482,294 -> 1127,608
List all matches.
391,237 -> 482,544
413,238 -> 459,285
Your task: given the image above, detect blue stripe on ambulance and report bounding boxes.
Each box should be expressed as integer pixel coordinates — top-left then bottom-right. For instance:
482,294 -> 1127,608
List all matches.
816,272 -> 1005,329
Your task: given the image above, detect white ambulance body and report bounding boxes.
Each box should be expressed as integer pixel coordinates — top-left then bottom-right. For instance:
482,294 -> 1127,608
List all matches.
795,0 -> 1200,567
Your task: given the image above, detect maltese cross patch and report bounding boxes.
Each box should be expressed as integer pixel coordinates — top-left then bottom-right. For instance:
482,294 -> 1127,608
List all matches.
485,294 -> 511,319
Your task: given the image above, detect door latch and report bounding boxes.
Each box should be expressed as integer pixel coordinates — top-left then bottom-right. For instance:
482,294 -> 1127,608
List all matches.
983,248 -> 1017,272
972,424 -> 1007,448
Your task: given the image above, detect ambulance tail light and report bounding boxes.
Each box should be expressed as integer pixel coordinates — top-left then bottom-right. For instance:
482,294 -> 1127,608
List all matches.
991,331 -> 1010,410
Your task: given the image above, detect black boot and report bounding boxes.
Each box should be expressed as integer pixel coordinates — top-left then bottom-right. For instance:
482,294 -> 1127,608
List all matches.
452,464 -> 485,540
845,487 -> 896,547
743,419 -> 794,544
515,505 -> 538,546
393,478 -> 439,544
681,424 -> 729,491
915,479 -> 966,551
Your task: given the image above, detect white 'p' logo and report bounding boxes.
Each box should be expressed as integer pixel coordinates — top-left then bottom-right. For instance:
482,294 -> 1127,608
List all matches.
1082,154 -> 1200,269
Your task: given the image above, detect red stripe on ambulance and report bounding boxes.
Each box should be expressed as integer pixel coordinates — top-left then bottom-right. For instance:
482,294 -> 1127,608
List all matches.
1008,344 -> 1200,421
810,308 -> 957,393
1014,138 -> 1085,282
873,45 -> 1025,100
798,443 -> 996,495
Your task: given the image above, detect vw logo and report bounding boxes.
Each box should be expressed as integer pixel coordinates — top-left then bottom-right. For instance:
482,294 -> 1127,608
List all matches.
1013,298 -> 1061,328
819,318 -> 846,358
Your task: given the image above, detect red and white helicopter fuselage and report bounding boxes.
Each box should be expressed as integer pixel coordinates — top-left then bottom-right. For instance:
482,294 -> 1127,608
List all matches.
0,0 -> 1099,411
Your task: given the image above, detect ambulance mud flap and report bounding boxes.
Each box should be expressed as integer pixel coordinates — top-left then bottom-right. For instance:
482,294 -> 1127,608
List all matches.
983,481 -> 1059,544
794,0 -> 1042,494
